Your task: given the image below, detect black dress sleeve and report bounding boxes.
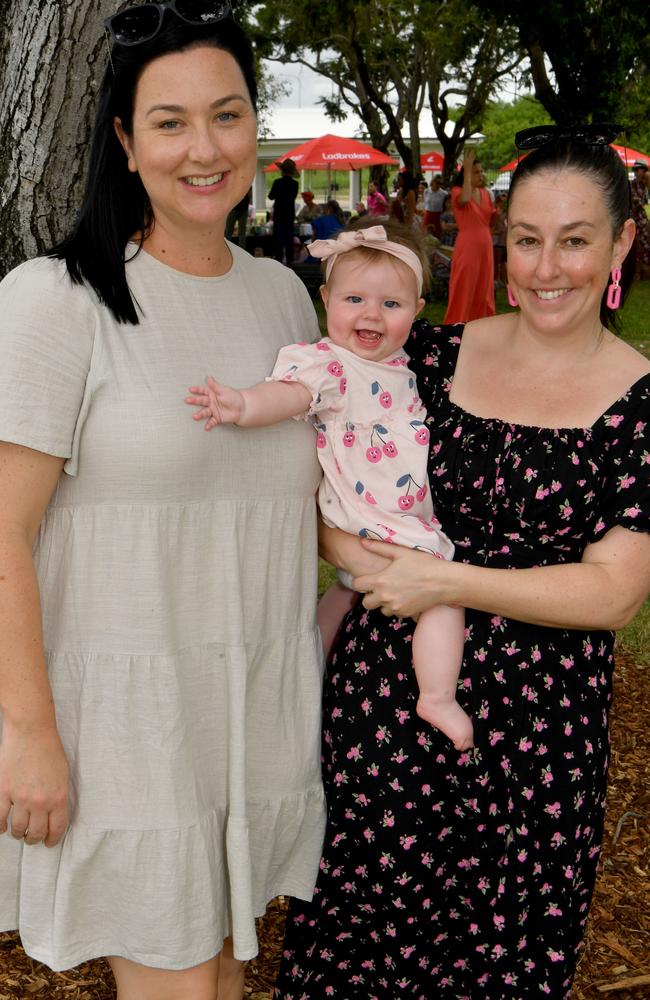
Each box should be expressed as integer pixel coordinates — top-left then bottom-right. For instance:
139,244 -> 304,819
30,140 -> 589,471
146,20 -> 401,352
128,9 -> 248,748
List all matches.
406,319 -> 464,410
590,376 -> 650,541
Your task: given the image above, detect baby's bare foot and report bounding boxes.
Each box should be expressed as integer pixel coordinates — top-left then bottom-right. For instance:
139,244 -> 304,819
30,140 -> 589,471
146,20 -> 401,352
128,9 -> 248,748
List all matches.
416,695 -> 474,750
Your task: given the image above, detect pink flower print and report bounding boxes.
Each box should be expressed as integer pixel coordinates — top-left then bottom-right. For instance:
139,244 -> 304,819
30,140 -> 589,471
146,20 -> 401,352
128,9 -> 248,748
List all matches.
524,467 -> 537,482
618,473 -> 636,490
492,944 -> 506,959
474,647 -> 488,662
379,853 -> 394,869
360,698 -> 371,715
346,744 -> 362,761
545,902 -> 563,917
522,787 -> 534,800
605,413 -> 624,427
545,801 -> 562,818
502,641 -> 520,656
547,948 -> 565,963
376,726 -> 388,742
452,425 -> 462,438
395,709 -> 409,724
363,827 -> 374,842
368,762 -> 380,776
401,945 -> 416,959
493,913 -> 505,931
379,679 -> 391,697
382,810 -> 395,827
489,730 -> 505,746
517,849 -> 527,862
518,737 -> 533,752
560,655 -> 574,670
333,771 -> 348,786
560,500 -> 573,519
535,485 -> 550,500
400,834 -> 417,850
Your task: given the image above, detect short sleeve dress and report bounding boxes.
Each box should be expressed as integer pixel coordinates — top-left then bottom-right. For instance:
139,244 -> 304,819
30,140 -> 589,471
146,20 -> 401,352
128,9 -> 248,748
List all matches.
444,187 -> 495,324
0,245 -> 326,971
275,321 -> 650,999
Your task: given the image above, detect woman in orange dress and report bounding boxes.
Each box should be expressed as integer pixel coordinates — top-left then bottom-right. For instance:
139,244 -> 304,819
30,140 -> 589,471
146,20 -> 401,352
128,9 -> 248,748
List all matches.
444,149 -> 495,323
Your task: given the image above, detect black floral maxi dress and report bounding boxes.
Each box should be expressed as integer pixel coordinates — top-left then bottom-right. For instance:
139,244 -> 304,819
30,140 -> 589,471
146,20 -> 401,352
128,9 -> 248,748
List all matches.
274,322 -> 650,1000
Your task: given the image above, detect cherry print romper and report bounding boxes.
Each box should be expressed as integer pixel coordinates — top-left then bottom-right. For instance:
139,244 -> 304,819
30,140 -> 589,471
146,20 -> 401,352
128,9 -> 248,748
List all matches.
270,338 -> 454,557
274,321 -> 650,999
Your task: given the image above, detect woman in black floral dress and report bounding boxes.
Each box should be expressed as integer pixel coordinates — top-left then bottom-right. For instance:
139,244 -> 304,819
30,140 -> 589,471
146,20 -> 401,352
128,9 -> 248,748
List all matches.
274,130 -> 650,999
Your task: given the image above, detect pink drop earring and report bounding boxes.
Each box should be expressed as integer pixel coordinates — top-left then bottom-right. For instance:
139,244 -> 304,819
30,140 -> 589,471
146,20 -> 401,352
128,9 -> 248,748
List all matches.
606,267 -> 622,310
507,286 -> 518,308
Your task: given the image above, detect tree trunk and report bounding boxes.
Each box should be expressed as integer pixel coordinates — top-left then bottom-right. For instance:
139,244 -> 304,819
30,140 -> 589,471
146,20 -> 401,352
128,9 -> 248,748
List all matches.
0,0 -> 113,277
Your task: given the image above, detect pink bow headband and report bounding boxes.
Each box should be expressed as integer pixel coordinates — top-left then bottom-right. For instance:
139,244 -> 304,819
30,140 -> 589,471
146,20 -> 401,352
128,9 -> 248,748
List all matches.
307,225 -> 424,294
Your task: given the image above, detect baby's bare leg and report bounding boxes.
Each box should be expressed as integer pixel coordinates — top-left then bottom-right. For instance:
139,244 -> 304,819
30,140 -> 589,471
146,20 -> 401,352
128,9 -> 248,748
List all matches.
317,581 -> 359,659
412,604 -> 473,750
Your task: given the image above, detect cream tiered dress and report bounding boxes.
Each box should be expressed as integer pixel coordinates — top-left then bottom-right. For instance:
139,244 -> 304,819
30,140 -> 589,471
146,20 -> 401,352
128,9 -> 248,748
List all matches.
0,244 -> 326,970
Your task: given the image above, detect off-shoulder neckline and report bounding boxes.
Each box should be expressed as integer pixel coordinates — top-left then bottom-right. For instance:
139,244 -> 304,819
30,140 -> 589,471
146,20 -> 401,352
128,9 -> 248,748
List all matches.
416,322 -> 650,433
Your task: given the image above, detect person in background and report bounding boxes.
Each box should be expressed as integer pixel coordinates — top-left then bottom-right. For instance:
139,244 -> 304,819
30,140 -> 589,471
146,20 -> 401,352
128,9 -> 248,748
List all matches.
423,174 -> 448,238
367,179 -> 388,216
310,199 -> 345,241
630,160 -> 649,280
395,170 -> 419,228
274,122 -> 650,1000
0,5 -> 325,999
226,187 -> 252,249
439,192 -> 458,247
491,191 -> 508,286
444,148 -> 495,323
268,158 -> 299,265
297,190 -> 321,224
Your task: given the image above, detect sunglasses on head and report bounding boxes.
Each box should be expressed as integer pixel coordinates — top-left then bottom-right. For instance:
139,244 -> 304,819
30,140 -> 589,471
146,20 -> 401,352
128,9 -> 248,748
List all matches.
514,123 -> 624,151
105,0 -> 232,46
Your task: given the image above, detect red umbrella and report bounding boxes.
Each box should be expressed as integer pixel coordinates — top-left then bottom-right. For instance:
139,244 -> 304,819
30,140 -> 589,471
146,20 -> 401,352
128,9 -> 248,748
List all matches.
420,151 -> 445,172
499,143 -> 649,172
611,143 -> 650,167
263,133 -> 398,172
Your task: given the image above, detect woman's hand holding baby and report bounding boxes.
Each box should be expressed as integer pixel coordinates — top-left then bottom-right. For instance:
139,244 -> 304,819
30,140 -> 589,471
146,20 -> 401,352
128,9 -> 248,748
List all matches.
354,539 -> 460,618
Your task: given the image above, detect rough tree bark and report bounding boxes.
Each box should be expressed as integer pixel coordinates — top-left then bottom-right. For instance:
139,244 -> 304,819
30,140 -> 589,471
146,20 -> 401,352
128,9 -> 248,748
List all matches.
0,0 -> 114,277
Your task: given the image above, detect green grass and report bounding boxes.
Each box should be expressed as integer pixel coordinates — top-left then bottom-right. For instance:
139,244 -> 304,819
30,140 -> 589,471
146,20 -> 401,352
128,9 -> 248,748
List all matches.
317,279 -> 650,663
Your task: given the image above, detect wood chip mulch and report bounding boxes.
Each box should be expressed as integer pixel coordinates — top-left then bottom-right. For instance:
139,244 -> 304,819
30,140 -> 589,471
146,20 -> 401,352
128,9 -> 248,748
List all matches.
0,651 -> 647,999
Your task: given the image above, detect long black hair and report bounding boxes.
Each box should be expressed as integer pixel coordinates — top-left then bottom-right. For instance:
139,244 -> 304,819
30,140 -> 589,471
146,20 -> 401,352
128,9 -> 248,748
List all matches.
507,140 -> 635,332
47,10 -> 257,324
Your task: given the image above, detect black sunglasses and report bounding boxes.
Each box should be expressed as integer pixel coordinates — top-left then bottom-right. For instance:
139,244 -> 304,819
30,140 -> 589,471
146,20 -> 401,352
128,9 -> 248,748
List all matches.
514,123 -> 624,151
105,0 -> 232,46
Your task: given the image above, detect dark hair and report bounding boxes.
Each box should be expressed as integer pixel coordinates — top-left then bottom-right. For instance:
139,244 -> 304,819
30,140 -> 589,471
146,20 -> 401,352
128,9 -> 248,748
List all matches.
507,140 -> 634,331
399,171 -> 418,197
326,215 -> 431,294
325,199 -> 345,223
47,11 -> 257,324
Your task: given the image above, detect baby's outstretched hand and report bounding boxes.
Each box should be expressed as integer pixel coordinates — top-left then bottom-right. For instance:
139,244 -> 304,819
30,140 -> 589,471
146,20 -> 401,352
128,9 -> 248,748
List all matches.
185,375 -> 245,430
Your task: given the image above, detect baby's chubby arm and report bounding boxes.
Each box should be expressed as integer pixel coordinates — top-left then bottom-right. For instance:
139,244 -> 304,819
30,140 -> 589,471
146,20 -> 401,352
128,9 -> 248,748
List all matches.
186,375 -> 312,429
